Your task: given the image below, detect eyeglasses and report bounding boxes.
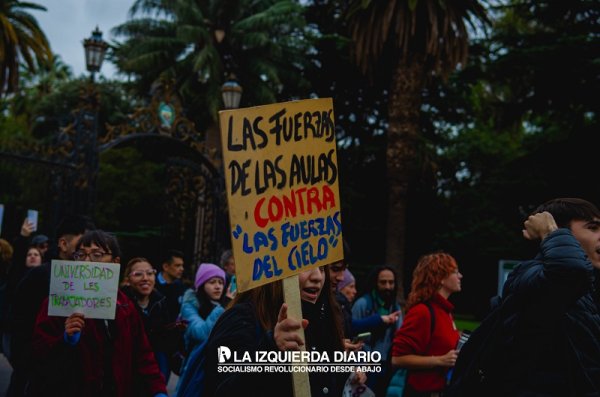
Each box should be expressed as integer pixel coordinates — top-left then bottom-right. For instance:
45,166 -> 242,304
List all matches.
73,250 -> 111,261
129,269 -> 157,279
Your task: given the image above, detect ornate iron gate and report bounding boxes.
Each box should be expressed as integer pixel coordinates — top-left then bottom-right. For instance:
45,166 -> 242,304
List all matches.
0,81 -> 228,266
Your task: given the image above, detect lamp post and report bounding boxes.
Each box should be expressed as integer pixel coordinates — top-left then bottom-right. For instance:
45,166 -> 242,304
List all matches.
72,27 -> 107,215
221,75 -> 243,109
83,26 -> 108,81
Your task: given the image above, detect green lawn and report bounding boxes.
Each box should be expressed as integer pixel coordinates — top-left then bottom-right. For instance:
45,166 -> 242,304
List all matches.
454,315 -> 480,333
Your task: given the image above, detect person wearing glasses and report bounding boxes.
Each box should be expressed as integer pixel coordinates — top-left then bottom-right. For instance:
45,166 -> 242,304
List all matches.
121,257 -> 174,382
30,230 -> 167,397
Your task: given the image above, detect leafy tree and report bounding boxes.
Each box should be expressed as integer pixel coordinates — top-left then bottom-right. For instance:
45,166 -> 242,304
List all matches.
111,0 -> 310,125
301,0 -> 390,271
407,0 -> 600,315
0,0 -> 52,94
345,0 -> 489,292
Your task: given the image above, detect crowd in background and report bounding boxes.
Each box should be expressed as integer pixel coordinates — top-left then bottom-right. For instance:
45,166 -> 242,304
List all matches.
0,196 -> 598,396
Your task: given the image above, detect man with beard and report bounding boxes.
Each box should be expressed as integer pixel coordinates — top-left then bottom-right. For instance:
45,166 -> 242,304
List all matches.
352,265 -> 402,396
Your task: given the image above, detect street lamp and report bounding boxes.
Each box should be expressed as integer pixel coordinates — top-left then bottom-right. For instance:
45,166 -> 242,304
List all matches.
221,75 -> 243,109
83,26 -> 108,81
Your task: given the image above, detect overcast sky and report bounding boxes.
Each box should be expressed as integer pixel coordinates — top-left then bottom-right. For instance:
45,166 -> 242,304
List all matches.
32,0 -> 133,79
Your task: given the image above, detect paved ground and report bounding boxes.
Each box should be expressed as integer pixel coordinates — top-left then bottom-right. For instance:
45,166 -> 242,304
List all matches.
0,355 -> 178,396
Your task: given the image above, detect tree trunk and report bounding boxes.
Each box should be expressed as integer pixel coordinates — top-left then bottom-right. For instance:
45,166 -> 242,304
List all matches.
385,57 -> 425,301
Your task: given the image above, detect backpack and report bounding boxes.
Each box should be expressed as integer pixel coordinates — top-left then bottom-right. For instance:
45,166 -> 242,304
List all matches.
445,295 -> 518,397
174,317 -> 264,397
174,338 -> 208,397
385,302 -> 436,397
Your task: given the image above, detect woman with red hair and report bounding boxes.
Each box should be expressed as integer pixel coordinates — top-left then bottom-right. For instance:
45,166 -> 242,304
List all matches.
391,253 -> 463,397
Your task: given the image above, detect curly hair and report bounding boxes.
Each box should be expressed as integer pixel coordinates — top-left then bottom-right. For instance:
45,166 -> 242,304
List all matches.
406,252 -> 458,310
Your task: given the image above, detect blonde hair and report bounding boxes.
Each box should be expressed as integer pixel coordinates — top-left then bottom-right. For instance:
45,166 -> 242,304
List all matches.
120,257 -> 152,286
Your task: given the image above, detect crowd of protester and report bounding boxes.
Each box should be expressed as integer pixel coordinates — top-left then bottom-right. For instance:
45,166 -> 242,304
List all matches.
0,196 -> 598,396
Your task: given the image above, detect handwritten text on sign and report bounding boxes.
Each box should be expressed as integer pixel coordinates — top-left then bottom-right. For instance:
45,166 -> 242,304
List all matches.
220,98 -> 343,292
48,260 -> 121,319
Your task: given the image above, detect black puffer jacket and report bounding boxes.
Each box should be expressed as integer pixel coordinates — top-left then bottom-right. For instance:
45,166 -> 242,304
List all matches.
203,300 -> 348,397
502,228 -> 600,396
121,286 -> 174,354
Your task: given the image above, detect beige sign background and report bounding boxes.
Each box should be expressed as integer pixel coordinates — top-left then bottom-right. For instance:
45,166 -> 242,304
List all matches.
219,98 -> 343,292
48,260 -> 121,319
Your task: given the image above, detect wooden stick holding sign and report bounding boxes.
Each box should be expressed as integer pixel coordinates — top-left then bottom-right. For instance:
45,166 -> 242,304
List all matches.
220,98 -> 344,397
283,275 -> 310,397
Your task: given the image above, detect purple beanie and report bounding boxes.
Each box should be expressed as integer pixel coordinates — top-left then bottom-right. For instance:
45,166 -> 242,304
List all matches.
338,269 -> 355,291
194,263 -> 225,289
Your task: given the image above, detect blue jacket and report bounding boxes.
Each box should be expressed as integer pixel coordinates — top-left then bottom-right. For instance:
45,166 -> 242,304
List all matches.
180,289 -> 224,351
502,228 -> 600,395
351,292 -> 402,359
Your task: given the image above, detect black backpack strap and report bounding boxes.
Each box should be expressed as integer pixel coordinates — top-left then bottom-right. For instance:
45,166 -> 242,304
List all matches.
424,301 -> 436,354
425,301 -> 436,334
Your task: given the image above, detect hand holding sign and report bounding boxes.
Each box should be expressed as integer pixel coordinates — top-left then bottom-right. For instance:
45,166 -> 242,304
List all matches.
274,303 -> 308,351
220,99 -> 343,397
49,260 -> 121,320
65,313 -> 85,336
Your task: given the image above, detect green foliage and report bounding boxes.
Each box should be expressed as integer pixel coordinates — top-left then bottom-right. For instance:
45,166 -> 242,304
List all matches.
0,0 -> 52,94
26,77 -> 134,140
112,0 -> 310,126
407,0 -> 600,317
1,0 -> 597,320
94,147 -> 165,232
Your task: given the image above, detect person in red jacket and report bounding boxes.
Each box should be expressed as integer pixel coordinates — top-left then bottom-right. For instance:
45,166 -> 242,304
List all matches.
29,230 -> 167,397
391,252 -> 462,397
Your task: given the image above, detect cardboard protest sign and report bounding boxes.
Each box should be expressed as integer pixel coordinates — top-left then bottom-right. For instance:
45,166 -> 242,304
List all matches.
48,260 -> 121,319
219,98 -> 343,292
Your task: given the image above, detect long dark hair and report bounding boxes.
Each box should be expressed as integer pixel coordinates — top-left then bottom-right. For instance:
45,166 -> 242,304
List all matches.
230,266 -> 345,351
196,282 -> 220,320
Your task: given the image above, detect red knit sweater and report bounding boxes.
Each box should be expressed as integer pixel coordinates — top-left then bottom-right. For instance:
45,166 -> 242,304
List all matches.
392,293 -> 459,392
32,291 -> 167,397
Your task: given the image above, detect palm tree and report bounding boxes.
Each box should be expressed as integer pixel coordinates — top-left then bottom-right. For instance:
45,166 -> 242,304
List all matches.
112,0 -> 309,122
346,0 -> 488,292
0,0 -> 52,94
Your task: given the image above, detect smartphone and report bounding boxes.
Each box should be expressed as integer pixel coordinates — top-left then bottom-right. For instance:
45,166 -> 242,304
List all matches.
351,332 -> 371,344
229,275 -> 237,293
27,209 -> 38,232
